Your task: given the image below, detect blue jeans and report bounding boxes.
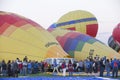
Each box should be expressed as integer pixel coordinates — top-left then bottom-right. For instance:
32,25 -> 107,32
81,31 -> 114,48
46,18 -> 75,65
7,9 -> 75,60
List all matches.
112,67 -> 118,77
69,72 -> 73,76
99,67 -> 105,77
28,68 -> 32,74
23,67 -> 27,76
2,70 -> 7,76
106,68 -> 110,76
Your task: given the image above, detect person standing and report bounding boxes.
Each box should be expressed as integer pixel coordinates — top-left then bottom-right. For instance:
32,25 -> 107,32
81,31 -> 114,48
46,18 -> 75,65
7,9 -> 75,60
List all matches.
27,60 -> 32,74
1,60 -> 7,77
61,60 -> 66,76
105,59 -> 111,77
41,61 -> 45,73
13,60 -> 18,77
68,60 -> 73,76
7,60 -> 11,77
79,60 -> 84,72
18,60 -> 23,75
111,58 -> 119,78
73,61 -> 77,72
0,61 -> 2,76
52,59 -> 59,75
99,58 -> 105,77
93,59 -> 98,77
85,59 -> 92,76
22,59 -> 27,76
44,61 -> 48,73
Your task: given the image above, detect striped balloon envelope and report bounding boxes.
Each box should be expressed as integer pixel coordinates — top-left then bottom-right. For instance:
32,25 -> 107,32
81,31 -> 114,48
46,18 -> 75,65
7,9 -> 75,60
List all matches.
48,10 -> 98,37
48,28 -> 120,61
0,11 -> 69,61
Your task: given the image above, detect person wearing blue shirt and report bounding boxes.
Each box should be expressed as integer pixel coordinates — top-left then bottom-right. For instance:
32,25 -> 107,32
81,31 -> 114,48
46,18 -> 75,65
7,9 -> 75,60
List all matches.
27,60 -> 32,74
52,59 -> 59,75
111,57 -> 119,78
85,59 -> 92,76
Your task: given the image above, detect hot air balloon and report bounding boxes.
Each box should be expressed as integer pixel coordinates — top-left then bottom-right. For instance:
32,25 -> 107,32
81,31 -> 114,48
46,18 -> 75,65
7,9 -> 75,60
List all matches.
48,28 -> 120,61
108,36 -> 120,54
0,11 -> 69,61
112,23 -> 120,43
48,10 -> 98,37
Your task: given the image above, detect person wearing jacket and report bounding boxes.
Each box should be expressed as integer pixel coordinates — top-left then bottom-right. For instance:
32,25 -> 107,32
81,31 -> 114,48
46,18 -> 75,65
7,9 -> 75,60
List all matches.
61,60 -> 66,76
68,60 -> 73,76
111,58 -> 119,78
99,58 -> 105,77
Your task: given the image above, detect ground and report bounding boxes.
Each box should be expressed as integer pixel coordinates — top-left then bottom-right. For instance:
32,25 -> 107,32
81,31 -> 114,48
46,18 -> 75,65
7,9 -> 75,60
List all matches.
0,71 -> 120,80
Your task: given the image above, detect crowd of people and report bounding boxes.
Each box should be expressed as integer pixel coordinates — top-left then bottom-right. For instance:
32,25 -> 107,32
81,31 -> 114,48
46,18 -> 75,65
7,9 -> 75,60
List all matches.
0,55 -> 120,78
0,56 -> 46,77
52,56 -> 120,78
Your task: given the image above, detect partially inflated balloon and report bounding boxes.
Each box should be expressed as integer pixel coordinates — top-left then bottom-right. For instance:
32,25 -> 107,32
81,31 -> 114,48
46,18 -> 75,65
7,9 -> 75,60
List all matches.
112,23 -> 120,43
48,28 -> 120,60
0,11 -> 69,61
48,10 -> 98,37
108,36 -> 120,54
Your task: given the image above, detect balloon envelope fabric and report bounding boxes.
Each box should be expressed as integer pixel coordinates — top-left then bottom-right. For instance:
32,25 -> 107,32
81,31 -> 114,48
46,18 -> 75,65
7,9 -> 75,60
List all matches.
112,23 -> 120,43
48,10 -> 98,37
0,11 -> 69,61
48,28 -> 120,60
108,36 -> 120,54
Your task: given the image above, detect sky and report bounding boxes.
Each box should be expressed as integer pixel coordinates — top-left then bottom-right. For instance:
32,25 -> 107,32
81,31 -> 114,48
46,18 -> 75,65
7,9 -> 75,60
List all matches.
0,0 -> 120,44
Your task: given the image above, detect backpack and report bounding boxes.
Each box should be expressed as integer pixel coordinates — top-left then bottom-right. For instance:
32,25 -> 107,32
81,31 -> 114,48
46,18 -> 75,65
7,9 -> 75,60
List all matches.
114,61 -> 118,67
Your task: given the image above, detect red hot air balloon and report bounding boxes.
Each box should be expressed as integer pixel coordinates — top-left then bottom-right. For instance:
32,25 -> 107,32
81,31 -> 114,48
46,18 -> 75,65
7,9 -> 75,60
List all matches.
112,23 -> 120,43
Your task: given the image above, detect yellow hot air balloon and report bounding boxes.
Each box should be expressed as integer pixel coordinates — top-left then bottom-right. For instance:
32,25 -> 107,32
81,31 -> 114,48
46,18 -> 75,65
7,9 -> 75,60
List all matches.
48,28 -> 120,61
48,10 -> 98,37
0,11 -> 69,61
